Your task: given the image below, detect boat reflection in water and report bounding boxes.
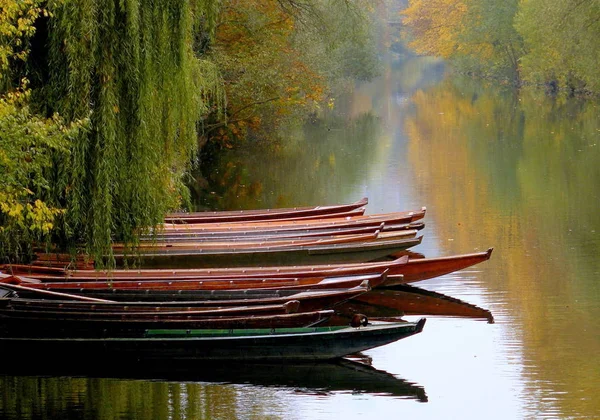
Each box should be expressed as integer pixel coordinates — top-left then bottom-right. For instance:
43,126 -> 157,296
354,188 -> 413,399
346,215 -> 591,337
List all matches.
332,284 -> 494,325
128,357 -> 428,402
0,358 -> 427,420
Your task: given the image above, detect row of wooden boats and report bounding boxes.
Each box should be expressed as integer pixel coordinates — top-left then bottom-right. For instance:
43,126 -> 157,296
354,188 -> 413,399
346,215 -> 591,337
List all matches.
0,197 -> 494,363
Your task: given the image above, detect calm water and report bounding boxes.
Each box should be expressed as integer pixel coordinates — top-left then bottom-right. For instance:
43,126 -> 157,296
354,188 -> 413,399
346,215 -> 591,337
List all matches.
2,58 -> 599,419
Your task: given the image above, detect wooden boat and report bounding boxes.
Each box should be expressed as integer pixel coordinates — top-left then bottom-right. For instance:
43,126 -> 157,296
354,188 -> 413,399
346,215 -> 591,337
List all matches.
332,284 -> 494,323
3,249 -> 492,285
0,309 -> 335,337
0,280 -> 370,311
382,248 -> 494,283
111,235 -> 423,268
1,258 -> 407,281
160,208 -> 427,233
113,230 -> 419,252
148,222 -> 425,242
0,318 -> 426,360
164,197 -> 369,224
6,272 -> 387,293
124,229 -> 419,250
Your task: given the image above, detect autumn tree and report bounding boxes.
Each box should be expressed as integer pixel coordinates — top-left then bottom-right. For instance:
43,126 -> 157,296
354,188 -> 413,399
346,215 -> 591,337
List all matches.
204,0 -> 380,147
0,1 -> 87,261
459,0 -> 523,81
515,0 -> 600,92
401,0 -> 467,58
402,0 -> 599,92
402,0 -> 523,80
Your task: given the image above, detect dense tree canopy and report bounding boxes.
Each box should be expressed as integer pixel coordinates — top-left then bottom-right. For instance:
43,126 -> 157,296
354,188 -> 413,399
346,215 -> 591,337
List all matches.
205,0 -> 380,146
0,0 -> 381,264
402,0 -> 599,92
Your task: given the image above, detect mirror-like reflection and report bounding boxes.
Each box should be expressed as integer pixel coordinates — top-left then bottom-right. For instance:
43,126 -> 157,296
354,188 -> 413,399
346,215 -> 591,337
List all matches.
191,56 -> 600,419
3,54 -> 599,418
402,76 -> 600,418
0,359 -> 426,420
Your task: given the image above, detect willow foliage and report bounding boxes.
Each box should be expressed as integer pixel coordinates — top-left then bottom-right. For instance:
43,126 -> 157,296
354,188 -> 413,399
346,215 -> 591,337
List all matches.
0,0 -> 224,265
38,0 -> 224,265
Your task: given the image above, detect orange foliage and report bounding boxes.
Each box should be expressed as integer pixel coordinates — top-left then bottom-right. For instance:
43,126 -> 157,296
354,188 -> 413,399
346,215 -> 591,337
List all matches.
213,0 -> 326,140
402,0 -> 467,58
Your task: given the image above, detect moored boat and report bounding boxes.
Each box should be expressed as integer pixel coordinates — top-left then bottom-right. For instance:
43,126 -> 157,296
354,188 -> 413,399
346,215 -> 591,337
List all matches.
0,280 -> 370,311
0,318 -> 426,361
383,248 -> 494,283
111,235 -> 423,268
164,197 -> 369,224
148,222 -> 424,242
6,272 -> 387,294
0,308 -> 336,337
2,249 -> 492,285
161,208 -> 426,233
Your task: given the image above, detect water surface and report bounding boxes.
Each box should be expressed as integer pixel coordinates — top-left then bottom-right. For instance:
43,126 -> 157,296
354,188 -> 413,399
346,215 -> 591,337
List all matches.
2,57 -> 599,419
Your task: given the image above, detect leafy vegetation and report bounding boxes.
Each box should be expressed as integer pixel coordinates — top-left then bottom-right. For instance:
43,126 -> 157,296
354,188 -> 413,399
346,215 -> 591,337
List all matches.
402,0 -> 599,93
0,0 -> 381,264
204,0 -> 381,148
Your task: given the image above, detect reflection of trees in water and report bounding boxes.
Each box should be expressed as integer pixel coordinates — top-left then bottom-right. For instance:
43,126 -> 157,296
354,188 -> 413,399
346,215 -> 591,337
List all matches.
193,57 -> 447,213
403,76 -> 600,418
194,113 -> 383,212
0,374 -> 267,420
0,375 -> 239,419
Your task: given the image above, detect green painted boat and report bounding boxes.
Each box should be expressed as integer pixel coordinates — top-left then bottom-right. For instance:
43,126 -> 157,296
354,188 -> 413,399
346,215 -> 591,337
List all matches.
0,319 -> 425,361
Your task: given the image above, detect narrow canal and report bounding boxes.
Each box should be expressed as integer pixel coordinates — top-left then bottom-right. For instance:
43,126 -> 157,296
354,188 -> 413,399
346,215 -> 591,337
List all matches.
2,56 -> 599,419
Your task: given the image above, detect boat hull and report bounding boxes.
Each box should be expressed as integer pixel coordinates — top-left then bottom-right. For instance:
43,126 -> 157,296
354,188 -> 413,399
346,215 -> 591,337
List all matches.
112,236 -> 423,268
0,319 -> 425,361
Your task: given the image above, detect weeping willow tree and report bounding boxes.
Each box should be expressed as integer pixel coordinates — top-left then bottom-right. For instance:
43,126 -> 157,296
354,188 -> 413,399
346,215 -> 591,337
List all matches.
0,0 -> 224,266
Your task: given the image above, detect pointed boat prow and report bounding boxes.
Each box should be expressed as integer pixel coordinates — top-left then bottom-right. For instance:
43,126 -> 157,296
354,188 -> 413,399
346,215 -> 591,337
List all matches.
415,318 -> 427,333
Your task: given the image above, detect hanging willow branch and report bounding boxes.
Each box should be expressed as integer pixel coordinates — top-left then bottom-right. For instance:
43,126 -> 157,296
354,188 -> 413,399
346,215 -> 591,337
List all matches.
29,0 -> 225,267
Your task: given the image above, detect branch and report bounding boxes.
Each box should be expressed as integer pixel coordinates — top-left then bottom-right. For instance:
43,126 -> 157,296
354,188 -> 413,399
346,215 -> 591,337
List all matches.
203,97 -> 280,135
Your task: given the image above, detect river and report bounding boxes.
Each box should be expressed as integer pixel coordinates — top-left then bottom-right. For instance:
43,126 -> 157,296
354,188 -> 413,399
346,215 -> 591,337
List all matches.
1,57 -> 599,419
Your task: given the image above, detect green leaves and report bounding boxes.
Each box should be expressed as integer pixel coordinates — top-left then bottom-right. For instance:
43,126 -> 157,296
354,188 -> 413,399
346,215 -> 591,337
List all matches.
1,0 -> 225,265
0,87 -> 87,261
402,0 -> 599,91
515,0 -> 600,92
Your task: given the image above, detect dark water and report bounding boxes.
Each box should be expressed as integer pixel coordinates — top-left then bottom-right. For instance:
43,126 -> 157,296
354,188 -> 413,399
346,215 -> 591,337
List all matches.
2,58 -> 599,419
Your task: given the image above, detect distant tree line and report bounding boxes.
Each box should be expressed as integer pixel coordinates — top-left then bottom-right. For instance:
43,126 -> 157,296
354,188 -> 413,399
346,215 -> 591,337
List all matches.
402,0 -> 600,94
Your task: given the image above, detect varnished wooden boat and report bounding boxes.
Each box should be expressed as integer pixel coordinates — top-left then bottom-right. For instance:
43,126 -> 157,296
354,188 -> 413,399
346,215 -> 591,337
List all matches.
2,258 -> 408,281
383,248 -> 494,283
111,235 -> 423,268
0,318 -> 426,360
148,222 -> 425,242
0,280 -> 370,311
113,230 -> 417,252
164,197 -> 369,224
7,272 -> 387,293
109,231 -> 419,266
0,308 -> 335,337
160,208 -> 427,233
2,249 -> 492,284
124,229 -> 419,250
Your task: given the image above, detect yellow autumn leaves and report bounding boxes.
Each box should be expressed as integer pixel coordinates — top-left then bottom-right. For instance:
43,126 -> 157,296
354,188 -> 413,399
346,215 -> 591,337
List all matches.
402,0 -> 600,91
